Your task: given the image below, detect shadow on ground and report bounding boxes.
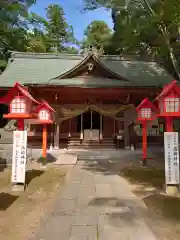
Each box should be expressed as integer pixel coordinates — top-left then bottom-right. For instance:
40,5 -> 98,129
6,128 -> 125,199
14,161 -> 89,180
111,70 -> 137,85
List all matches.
36,153 -> 57,165
142,193 -> 180,239
121,167 -> 165,189
0,157 -> 7,172
0,192 -> 18,210
89,196 -> 147,227
144,193 -> 180,222
89,196 -> 140,209
26,169 -> 44,186
82,161 -> 124,175
82,159 -> 164,189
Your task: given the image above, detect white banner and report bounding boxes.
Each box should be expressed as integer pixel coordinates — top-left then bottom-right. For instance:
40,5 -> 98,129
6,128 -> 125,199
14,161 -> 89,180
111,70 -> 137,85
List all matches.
12,130 -> 27,183
164,132 -> 179,184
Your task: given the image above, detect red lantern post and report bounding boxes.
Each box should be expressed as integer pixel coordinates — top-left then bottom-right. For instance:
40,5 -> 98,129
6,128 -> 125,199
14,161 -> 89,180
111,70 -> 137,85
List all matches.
156,80 -> 180,196
2,82 -> 39,190
3,82 -> 39,128
35,100 -> 55,159
156,80 -> 180,132
136,98 -> 157,165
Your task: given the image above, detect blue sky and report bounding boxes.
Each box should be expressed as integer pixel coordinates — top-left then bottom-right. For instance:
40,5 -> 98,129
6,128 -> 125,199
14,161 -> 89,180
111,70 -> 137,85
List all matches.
30,0 -> 113,41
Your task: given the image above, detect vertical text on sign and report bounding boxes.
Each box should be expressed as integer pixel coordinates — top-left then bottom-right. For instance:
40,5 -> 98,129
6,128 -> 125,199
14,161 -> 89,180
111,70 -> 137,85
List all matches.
12,130 -> 27,183
164,132 -> 179,184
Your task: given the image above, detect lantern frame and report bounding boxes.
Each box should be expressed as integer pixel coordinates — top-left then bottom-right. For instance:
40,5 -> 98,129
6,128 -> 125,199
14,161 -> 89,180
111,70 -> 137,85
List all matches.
4,96 -> 34,119
156,80 -> 180,117
11,96 -> 31,113
35,100 -> 55,124
3,82 -> 39,120
136,98 -> 157,121
37,108 -> 51,123
164,97 -> 179,112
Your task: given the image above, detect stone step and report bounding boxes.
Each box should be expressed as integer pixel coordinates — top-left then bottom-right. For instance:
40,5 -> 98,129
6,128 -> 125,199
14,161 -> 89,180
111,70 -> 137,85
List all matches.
68,142 -> 114,145
68,143 -> 114,146
68,144 -> 115,149
69,147 -> 115,150
69,140 -> 114,143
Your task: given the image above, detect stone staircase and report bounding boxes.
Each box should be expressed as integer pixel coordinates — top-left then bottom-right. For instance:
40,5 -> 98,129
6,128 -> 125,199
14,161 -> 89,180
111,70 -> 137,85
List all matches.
67,137 -> 115,149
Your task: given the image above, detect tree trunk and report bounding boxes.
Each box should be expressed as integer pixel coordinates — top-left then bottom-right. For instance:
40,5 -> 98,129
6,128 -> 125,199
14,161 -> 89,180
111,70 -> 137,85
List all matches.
166,40 -> 180,80
143,0 -> 180,80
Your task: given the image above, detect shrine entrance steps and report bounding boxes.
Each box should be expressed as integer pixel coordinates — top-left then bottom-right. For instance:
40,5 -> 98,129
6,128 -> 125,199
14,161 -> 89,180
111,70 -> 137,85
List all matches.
67,137 -> 115,150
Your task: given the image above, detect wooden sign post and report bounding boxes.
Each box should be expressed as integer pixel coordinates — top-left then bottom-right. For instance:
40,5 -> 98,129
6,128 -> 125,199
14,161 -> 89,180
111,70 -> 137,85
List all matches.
164,132 -> 179,195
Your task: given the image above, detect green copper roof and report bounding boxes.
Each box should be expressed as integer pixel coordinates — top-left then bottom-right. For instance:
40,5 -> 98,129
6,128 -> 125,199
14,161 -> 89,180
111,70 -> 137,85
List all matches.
0,52 -> 173,87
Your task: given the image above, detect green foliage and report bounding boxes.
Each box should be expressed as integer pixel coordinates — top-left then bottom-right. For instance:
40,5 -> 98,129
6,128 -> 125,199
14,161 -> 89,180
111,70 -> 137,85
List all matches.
2,0 -> 180,81
46,4 -> 70,51
81,20 -> 112,51
62,46 -> 79,54
83,0 -> 180,79
83,0 -> 119,10
0,1 -> 78,68
0,0 -> 35,62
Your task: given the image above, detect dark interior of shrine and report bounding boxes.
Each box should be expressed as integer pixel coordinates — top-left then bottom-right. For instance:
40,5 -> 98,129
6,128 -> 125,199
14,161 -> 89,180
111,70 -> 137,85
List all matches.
77,110 -> 102,132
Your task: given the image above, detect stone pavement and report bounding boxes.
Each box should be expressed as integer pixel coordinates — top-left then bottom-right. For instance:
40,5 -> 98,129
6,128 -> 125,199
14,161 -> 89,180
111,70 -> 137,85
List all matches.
33,164 -> 157,240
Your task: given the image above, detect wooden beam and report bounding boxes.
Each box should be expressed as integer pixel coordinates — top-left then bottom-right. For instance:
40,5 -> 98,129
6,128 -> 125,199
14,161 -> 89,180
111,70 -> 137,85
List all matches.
29,86 -> 160,105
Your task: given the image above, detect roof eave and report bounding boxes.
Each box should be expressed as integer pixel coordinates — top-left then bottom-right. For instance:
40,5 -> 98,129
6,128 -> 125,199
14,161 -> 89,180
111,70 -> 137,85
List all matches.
25,83 -> 160,88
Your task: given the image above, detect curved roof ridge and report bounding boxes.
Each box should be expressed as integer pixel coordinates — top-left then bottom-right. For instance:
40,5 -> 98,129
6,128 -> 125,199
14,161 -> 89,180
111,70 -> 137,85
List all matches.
100,55 -> 159,62
9,51 -> 161,62
50,53 -> 90,80
52,52 -> 129,81
10,51 -> 84,60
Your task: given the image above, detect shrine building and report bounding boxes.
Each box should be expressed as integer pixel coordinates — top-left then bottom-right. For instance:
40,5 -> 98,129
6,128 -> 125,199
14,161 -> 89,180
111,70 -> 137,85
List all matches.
0,51 -> 173,149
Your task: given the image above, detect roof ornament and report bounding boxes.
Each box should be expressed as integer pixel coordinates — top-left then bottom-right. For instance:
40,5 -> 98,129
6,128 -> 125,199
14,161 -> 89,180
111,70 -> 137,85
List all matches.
87,62 -> 94,72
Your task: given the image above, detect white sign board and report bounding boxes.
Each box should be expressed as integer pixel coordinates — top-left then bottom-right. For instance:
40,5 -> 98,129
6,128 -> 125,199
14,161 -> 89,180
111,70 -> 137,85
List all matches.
12,130 -> 27,183
164,132 -> 179,184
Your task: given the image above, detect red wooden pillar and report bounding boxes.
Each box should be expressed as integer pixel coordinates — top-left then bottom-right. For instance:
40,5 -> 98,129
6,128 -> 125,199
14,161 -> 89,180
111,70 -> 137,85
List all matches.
136,98 -> 158,166
165,116 -> 173,132
142,120 -> 147,161
42,124 -> 47,158
17,119 -> 24,131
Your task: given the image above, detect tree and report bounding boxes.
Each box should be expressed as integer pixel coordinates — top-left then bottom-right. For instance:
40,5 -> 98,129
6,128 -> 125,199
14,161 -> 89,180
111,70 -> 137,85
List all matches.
81,20 -> 112,52
0,1 -> 78,67
27,12 -> 52,52
26,32 -> 47,53
45,4 -> 76,52
83,0 -> 180,79
62,46 -> 79,54
0,0 -> 36,69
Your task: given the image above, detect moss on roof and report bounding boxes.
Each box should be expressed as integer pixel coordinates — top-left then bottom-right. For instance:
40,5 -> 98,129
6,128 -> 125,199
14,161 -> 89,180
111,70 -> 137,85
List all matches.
0,52 -> 173,88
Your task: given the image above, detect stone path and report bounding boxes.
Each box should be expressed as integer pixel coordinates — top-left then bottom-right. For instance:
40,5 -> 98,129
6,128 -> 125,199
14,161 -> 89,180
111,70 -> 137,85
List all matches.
33,164 -> 157,240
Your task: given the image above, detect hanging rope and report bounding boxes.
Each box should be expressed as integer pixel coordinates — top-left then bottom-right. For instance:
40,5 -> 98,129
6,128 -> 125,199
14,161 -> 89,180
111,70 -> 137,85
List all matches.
56,104 -> 133,123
